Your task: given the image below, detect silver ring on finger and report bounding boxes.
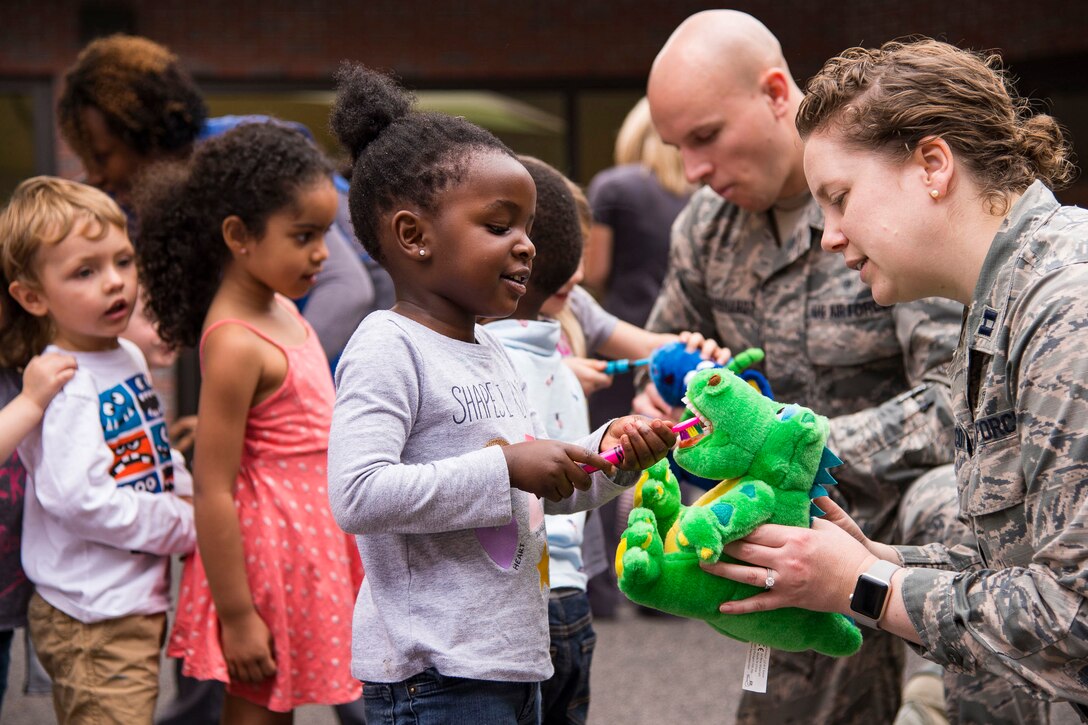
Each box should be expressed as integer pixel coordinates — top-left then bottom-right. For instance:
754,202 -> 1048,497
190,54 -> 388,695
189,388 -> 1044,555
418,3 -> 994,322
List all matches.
764,568 -> 776,590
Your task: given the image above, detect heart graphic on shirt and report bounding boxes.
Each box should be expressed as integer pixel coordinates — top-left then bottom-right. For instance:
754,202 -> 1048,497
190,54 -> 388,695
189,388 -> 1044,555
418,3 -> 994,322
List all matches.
475,519 -> 519,569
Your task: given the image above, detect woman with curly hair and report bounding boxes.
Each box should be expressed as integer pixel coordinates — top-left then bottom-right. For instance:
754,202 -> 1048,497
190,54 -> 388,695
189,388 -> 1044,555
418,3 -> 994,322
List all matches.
57,34 -> 207,205
56,34 -> 385,364
703,38 -> 1088,717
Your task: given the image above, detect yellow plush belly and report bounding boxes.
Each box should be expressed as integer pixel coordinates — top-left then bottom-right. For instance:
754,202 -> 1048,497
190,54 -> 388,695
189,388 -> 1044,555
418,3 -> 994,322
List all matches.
663,477 -> 742,553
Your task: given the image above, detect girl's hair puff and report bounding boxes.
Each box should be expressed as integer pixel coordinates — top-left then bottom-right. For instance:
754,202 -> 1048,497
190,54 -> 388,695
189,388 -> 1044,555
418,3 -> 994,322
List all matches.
329,62 -> 515,264
134,122 -> 333,349
58,34 -> 207,161
0,177 -> 127,367
796,38 -> 1075,214
614,97 -> 692,197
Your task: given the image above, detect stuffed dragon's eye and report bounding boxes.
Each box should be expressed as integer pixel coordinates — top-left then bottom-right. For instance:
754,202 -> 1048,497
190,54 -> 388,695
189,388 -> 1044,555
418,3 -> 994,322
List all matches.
685,361 -> 718,390
776,405 -> 799,421
708,374 -> 722,387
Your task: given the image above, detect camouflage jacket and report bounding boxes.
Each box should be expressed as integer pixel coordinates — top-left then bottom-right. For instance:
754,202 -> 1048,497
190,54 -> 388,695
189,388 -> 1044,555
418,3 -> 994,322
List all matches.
897,182 -> 1088,703
644,187 -> 961,540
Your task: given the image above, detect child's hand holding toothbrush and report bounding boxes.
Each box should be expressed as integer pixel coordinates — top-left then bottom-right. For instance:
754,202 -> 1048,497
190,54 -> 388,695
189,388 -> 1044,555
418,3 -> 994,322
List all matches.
503,417 -> 684,503
592,415 -> 679,472
504,440 -> 617,503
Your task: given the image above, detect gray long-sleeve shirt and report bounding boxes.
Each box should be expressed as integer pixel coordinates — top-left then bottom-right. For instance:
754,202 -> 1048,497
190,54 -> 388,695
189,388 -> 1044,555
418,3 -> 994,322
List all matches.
328,311 -> 635,683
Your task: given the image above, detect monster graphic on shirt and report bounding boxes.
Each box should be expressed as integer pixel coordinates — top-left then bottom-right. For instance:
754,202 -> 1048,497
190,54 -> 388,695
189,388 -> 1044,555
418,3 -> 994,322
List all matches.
98,373 -> 174,493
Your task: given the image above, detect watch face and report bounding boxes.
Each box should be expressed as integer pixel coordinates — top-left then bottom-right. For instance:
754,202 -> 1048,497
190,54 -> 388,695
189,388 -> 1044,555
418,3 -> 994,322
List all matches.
850,573 -> 889,619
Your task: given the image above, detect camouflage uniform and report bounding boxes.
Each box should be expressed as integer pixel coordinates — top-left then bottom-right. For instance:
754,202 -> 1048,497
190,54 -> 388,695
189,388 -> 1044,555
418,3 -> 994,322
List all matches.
644,186 -> 963,724
900,469 -> 1080,723
896,181 -> 1088,722
899,465 -> 963,549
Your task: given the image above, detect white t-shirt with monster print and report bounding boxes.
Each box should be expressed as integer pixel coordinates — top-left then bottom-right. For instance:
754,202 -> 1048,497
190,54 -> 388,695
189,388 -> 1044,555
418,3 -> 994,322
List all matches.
18,339 -> 195,623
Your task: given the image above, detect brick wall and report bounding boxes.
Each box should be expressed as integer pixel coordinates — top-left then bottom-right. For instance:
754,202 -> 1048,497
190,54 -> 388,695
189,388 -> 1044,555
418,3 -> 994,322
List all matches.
1,0 -> 1085,84
1,0 -> 1085,198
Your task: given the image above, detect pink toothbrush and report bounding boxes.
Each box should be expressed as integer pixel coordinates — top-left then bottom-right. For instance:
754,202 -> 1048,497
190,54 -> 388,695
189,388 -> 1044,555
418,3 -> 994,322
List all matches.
580,417 -> 704,473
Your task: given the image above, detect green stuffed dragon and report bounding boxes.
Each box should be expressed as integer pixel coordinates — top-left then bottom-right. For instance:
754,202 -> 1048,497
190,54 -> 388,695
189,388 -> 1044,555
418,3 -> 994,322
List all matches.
616,367 -> 862,657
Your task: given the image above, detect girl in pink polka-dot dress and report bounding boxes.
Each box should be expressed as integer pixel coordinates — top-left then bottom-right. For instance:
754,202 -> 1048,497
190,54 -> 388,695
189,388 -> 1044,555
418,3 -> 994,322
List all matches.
166,306 -> 363,712
137,123 -> 362,720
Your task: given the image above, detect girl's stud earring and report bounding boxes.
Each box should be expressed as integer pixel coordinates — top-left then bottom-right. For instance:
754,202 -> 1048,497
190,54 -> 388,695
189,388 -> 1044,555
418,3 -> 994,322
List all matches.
240,247 -> 249,255
419,249 -> 426,256
930,189 -> 940,200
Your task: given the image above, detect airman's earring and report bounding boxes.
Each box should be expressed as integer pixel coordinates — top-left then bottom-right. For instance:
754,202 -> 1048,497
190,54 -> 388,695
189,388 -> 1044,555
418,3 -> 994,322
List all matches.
419,248 -> 426,256
239,247 -> 249,255
929,189 -> 940,200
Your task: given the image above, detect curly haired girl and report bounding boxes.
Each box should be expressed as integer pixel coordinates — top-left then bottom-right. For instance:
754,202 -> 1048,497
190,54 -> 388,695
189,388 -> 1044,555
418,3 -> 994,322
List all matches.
135,122 -> 362,722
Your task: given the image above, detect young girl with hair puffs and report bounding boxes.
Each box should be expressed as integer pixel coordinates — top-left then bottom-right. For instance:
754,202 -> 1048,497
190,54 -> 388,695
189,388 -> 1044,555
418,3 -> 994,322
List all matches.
326,64 -> 677,724
135,122 -> 362,723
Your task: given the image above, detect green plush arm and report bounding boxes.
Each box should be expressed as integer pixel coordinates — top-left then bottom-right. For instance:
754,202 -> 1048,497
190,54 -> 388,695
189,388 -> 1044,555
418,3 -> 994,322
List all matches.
676,476 -> 775,562
632,458 -> 682,538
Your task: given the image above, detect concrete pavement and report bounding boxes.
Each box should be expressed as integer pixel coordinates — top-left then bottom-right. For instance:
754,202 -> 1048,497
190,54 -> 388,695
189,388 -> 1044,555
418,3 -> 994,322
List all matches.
1,599 -> 745,724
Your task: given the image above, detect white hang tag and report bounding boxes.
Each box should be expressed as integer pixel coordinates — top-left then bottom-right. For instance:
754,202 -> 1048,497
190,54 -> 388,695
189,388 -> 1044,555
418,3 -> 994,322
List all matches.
742,642 -> 770,693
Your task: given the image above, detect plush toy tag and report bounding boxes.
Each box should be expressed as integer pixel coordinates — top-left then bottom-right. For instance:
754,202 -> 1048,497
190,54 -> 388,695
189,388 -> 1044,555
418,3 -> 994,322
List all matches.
742,642 -> 770,693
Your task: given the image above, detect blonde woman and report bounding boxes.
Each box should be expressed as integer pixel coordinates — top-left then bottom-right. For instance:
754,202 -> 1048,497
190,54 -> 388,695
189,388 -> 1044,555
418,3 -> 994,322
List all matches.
584,97 -> 692,323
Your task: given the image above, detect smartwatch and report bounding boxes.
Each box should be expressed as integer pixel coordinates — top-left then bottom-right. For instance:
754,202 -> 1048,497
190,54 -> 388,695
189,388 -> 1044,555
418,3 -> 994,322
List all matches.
849,560 -> 899,629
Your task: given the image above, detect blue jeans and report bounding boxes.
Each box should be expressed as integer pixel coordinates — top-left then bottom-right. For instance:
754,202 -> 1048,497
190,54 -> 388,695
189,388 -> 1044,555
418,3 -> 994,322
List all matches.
363,668 -> 540,725
540,589 -> 596,725
0,629 -> 12,718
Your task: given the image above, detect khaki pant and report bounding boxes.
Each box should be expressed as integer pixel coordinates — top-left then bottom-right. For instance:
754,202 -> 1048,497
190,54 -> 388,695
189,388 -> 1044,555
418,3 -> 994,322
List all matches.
28,592 -> 166,725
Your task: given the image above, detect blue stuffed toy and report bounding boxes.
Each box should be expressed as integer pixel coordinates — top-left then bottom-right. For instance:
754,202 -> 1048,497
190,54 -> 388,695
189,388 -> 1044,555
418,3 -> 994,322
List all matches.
649,342 -> 773,406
